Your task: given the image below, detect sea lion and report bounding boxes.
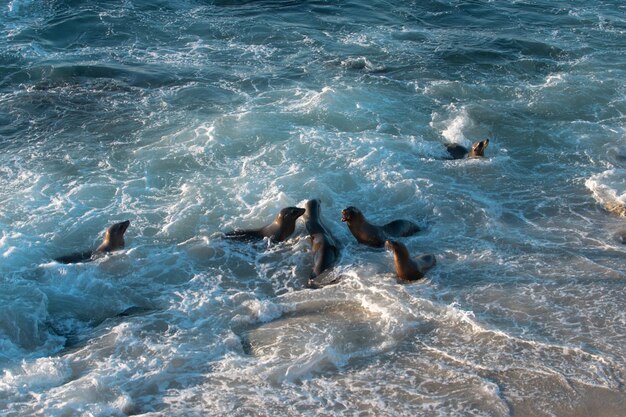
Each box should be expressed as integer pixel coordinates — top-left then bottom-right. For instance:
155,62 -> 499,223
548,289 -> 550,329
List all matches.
224,206 -> 305,243
446,139 -> 489,159
55,220 -> 130,264
303,199 -> 340,288
341,206 -> 420,248
385,240 -> 436,281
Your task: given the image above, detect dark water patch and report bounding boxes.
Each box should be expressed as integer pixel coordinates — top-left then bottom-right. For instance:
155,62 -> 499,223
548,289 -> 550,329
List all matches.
42,63 -> 191,89
211,0 -> 304,9
22,11 -> 110,49
4,88 -> 141,131
0,52 -> 29,88
416,1 -> 516,30
490,37 -> 566,60
212,0 -> 399,25
439,47 -> 512,66
234,21 -> 312,46
436,43 -> 563,80
0,111 -> 15,144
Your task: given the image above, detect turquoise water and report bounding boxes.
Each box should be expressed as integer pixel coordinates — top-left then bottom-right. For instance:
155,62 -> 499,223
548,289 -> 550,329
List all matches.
1,1 -> 625,416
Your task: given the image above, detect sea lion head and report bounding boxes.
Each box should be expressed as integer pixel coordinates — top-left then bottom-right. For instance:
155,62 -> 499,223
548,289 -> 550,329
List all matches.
469,139 -> 489,157
384,240 -> 399,251
277,207 -> 306,223
384,240 -> 408,256
304,199 -> 322,218
100,220 -> 130,252
341,206 -> 363,223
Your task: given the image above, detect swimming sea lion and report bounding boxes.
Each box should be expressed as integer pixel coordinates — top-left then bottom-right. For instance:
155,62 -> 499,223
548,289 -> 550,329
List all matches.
224,206 -> 305,243
341,206 -> 420,248
55,220 -> 130,264
446,139 -> 489,159
303,199 -> 340,288
385,240 -> 436,281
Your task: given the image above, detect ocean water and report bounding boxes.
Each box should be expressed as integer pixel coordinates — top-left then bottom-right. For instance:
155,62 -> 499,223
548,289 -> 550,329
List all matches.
1,0 -> 625,416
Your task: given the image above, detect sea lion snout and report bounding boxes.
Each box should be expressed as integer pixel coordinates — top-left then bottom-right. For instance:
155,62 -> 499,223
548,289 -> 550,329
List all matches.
112,220 -> 131,234
305,198 -> 321,211
279,207 -> 306,220
384,240 -> 397,251
341,206 -> 359,222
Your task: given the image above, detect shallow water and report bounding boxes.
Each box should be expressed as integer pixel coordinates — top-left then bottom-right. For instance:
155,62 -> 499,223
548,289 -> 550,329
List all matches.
1,1 -> 625,416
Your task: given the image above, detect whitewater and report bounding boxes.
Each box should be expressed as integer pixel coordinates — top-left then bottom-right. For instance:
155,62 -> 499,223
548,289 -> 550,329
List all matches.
1,1 -> 625,416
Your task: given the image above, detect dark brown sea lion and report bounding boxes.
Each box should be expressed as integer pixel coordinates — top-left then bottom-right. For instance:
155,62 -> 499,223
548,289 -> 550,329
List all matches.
385,240 -> 436,281
224,206 -> 305,243
340,206 -> 420,248
303,199 -> 340,288
446,139 -> 489,159
55,220 -> 130,264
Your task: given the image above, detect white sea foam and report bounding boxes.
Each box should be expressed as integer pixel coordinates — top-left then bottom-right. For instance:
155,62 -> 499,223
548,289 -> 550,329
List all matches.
430,104 -> 477,146
7,0 -> 33,14
585,169 -> 626,213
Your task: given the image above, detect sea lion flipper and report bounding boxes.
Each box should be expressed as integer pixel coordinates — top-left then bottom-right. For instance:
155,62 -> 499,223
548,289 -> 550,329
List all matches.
382,220 -> 421,237
117,306 -> 153,317
223,230 -> 263,241
307,270 -> 340,289
55,251 -> 95,264
445,143 -> 469,159
223,206 -> 305,244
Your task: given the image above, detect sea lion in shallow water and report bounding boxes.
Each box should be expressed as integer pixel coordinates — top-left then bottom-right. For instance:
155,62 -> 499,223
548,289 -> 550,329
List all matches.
224,206 -> 305,243
341,206 -> 420,248
385,240 -> 436,281
304,199 -> 340,288
446,139 -> 489,159
55,220 -> 130,264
